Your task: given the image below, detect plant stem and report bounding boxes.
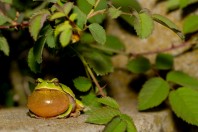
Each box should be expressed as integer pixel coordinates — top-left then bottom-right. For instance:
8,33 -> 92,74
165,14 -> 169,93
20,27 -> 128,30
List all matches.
87,0 -> 101,19
80,55 -> 106,97
69,46 -> 106,97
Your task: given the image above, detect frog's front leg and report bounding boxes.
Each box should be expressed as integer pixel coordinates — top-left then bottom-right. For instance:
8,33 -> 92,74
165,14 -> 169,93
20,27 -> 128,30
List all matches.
70,99 -> 84,117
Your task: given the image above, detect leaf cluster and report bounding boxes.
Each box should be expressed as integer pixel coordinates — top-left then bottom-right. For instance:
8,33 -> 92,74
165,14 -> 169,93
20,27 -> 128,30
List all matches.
127,53 -> 198,126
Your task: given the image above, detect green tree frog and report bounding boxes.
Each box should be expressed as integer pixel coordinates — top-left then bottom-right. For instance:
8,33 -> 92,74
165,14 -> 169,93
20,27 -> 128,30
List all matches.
27,78 -> 84,118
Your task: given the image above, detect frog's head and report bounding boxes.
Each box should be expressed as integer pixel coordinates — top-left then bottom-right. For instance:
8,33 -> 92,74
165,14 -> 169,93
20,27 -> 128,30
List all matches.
35,78 -> 63,91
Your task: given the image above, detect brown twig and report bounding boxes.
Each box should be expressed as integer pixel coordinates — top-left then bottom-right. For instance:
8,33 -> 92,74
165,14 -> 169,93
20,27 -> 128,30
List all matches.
0,21 -> 29,29
129,41 -> 190,57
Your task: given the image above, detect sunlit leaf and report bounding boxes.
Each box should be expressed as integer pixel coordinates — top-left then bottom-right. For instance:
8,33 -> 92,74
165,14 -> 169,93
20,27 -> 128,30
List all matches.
134,10 -> 154,38
0,35 -> 9,56
89,23 -> 106,45
138,77 -> 170,110
73,76 -> 92,92
50,12 -> 65,21
103,116 -> 122,132
97,96 -> 119,109
127,56 -> 151,73
183,15 -> 198,34
120,114 -> 137,132
86,0 -> 96,6
166,71 -> 198,91
104,116 -> 127,132
167,0 -> 179,10
81,92 -> 101,108
33,0 -> 57,2
155,53 -> 173,70
108,7 -> 122,19
0,13 -> 13,25
29,10 -> 50,40
0,0 -> 12,4
59,28 -> 72,47
152,14 -> 184,40
63,2 -> 73,15
54,21 -> 72,37
86,106 -> 121,124
169,87 -> 198,125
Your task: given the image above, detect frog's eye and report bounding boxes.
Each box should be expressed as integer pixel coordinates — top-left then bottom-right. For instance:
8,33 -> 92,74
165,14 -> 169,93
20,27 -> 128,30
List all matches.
51,78 -> 60,86
35,78 -> 43,84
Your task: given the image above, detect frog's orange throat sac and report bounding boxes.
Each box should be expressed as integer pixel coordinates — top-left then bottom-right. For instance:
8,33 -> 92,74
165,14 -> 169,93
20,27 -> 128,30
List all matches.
27,89 -> 77,118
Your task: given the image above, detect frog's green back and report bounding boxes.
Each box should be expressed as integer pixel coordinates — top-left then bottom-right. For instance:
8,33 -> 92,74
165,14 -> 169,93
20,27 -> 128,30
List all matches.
60,84 -> 75,97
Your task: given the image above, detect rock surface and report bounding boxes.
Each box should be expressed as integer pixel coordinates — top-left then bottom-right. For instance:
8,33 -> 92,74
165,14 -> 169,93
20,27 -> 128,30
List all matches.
0,104 -> 175,132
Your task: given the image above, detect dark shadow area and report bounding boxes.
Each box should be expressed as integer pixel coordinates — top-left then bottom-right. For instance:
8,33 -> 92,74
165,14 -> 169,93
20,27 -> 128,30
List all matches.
172,112 -> 198,132
181,2 -> 198,18
116,18 -> 137,35
128,74 -> 148,93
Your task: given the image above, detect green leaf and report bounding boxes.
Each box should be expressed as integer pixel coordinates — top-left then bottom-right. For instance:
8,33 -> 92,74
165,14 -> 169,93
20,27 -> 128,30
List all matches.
108,7 -> 122,19
127,56 -> 151,73
86,0 -> 96,6
104,116 -> 127,132
111,0 -> 141,12
39,24 -> 56,48
86,106 -> 121,124
46,31 -> 56,48
97,96 -> 119,109
83,50 -> 113,75
111,0 -> 141,27
33,0 -> 57,2
120,114 -> 137,132
88,23 -> 106,45
183,15 -> 198,34
104,35 -> 125,54
73,6 -> 87,29
0,0 -> 12,4
50,12 -> 65,21
179,0 -> 198,8
138,77 -> 170,110
59,28 -> 72,47
166,71 -> 198,91
54,21 -> 72,37
29,10 -> 50,40
167,0 -> 179,10
155,53 -> 173,70
134,10 -> 154,38
73,76 -> 92,92
33,37 -> 46,63
103,116 -> 122,132
28,48 -> 40,73
63,2 -> 73,15
77,0 -> 107,24
169,87 -> 198,125
0,13 -> 13,25
152,14 -> 184,40
80,33 -> 95,44
0,35 -> 9,56
81,92 -> 101,108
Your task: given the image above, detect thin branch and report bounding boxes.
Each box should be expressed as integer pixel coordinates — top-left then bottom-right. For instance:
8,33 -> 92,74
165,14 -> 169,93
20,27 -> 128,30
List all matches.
129,41 -> 191,57
87,9 -> 106,19
0,21 -> 29,29
69,46 -> 106,97
87,0 -> 102,19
